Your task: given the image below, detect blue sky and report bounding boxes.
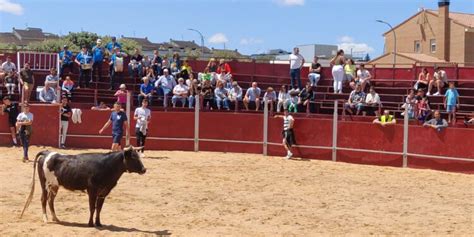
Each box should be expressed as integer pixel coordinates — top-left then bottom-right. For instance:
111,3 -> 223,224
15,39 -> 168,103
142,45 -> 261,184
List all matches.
0,0 -> 473,57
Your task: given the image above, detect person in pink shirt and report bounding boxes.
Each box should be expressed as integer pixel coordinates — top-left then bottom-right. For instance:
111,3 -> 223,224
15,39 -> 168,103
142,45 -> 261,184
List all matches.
114,84 -> 128,106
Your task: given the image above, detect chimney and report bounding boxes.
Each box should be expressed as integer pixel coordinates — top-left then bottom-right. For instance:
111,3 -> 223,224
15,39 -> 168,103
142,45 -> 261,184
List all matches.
437,0 -> 450,61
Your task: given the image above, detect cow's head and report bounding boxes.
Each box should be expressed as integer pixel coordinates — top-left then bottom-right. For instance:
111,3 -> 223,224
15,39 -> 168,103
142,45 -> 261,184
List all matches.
123,146 -> 146,174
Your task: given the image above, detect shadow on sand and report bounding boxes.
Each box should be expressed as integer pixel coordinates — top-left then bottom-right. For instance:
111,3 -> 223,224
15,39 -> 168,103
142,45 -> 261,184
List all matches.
58,221 -> 172,236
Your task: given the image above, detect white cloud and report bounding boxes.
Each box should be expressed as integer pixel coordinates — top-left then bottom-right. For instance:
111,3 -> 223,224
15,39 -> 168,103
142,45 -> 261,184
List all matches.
0,0 -> 23,15
276,0 -> 305,6
240,38 -> 264,45
208,33 -> 229,44
337,36 -> 374,54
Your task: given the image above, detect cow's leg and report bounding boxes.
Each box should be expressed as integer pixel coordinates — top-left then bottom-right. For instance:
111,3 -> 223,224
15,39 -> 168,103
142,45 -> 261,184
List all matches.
41,187 -> 48,223
87,188 -> 98,227
47,185 -> 60,222
95,196 -> 106,227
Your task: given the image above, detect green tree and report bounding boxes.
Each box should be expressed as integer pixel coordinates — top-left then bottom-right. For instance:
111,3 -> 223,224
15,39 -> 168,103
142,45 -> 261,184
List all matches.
27,38 -> 79,52
65,31 -> 99,49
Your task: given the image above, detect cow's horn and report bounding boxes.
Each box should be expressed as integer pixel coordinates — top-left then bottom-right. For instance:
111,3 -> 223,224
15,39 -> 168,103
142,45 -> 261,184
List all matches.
124,146 -> 133,151
132,146 -> 143,151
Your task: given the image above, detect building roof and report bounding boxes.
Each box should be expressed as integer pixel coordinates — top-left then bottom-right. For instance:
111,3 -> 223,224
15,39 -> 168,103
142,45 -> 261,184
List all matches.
170,39 -> 212,53
369,52 -> 447,64
0,27 -> 58,46
0,32 -> 21,45
382,9 -> 474,36
121,36 -> 161,51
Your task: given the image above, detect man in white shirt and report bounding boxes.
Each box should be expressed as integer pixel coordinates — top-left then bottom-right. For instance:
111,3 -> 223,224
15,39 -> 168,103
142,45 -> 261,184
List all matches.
428,66 -> 448,96
134,99 -> 151,154
155,69 -> 176,107
171,78 -> 189,108
364,86 -> 381,116
1,56 -> 17,81
289,47 -> 305,90
355,64 -> 372,91
274,109 -> 296,159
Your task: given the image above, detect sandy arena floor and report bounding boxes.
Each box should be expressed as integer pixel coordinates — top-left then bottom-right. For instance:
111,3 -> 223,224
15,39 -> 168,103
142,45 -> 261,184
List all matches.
0,146 -> 473,236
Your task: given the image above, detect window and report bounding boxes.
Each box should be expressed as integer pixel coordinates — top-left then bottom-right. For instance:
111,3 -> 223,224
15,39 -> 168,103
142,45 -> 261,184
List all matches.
430,39 -> 436,53
414,41 -> 421,53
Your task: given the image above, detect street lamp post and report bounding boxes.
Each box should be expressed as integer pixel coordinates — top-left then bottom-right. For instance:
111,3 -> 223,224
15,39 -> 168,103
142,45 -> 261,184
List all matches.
377,20 -> 397,78
188,28 -> 204,57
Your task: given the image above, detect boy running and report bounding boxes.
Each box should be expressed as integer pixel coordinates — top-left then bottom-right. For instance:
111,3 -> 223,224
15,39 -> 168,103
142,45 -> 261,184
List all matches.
99,102 -> 129,151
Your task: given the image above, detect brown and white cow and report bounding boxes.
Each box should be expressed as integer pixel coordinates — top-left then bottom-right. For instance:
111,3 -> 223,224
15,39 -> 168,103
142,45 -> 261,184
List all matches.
20,146 -> 146,227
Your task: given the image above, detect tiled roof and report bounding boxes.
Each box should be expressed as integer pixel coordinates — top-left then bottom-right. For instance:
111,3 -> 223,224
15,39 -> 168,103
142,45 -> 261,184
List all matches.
397,52 -> 446,63
121,36 -> 161,50
427,10 -> 474,28
0,33 -> 21,45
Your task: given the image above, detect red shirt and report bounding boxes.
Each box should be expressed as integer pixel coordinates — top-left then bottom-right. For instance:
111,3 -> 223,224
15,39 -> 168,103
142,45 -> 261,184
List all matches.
217,63 -> 232,74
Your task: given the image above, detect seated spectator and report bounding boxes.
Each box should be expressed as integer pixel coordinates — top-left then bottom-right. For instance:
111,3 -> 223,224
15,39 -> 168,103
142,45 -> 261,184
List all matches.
288,89 -> 299,113
188,79 -> 201,109
214,81 -> 230,110
151,50 -> 162,75
128,49 -> 143,80
169,62 -> 180,78
142,55 -> 152,74
199,67 -> 216,85
308,56 -> 322,87
414,68 -> 430,90
4,72 -> 17,95
172,78 -> 189,108
155,69 -> 176,108
200,80 -> 215,110
263,87 -> 277,112
355,64 -> 371,91
427,66 -> 448,96
344,58 -> 356,83
1,56 -> 17,81
464,114 -> 474,127
417,96 -> 431,123
91,101 -> 111,111
145,67 -> 156,85
298,82 -> 313,108
373,110 -> 396,126
277,85 -> 290,113
217,69 -> 231,88
39,85 -> 57,103
180,60 -> 193,80
423,110 -> 448,132
59,45 -> 74,77
186,72 -> 196,87
243,82 -> 261,111
61,76 -> 75,100
216,59 -> 232,79
363,86 -> 380,117
401,89 -> 416,119
344,84 -> 365,115
138,77 -> 154,106
114,84 -> 128,106
45,67 -> 60,89
228,81 -> 243,104
207,58 -> 218,72
162,56 -> 170,70
170,52 -> 181,69
444,82 -> 460,124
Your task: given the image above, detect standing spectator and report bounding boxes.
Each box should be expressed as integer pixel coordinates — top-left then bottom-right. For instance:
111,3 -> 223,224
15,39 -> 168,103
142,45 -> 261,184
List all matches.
1,96 -> 19,146
128,49 -> 143,81
344,58 -> 356,84
170,53 -> 181,69
423,110 -> 448,132
243,82 -> 262,111
138,77 -> 154,106
75,46 -> 93,88
364,86 -> 381,116
45,67 -> 60,89
99,102 -> 129,151
344,84 -> 365,115
427,66 -> 448,96
217,59 -> 232,77
92,39 -> 106,83
401,89 -> 417,119
228,81 -> 243,105
4,72 -> 17,95
274,109 -> 296,159
289,47 -> 305,89
277,85 -> 290,113
444,82 -> 460,124
59,97 -> 72,149
16,103 -> 33,162
331,50 -> 345,94
373,110 -> 396,126
109,47 -> 128,90
414,68 -> 430,90
61,76 -> 75,100
180,60 -> 193,80
1,56 -> 16,81
106,36 -> 122,53
59,45 -> 74,77
201,80 -> 215,110
171,78 -> 189,108
19,63 -> 35,102
298,82 -> 313,109
207,58 -> 218,72
151,50 -> 162,75
263,87 -> 277,112
355,64 -> 372,91
188,79 -> 201,109
155,69 -> 176,108
214,81 -> 230,110
114,84 -> 128,106
39,85 -> 57,103
308,56 -> 322,87
134,99 -> 151,154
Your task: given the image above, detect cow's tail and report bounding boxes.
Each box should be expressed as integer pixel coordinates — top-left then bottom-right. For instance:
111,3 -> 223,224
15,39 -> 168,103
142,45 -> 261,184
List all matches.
20,151 -> 46,218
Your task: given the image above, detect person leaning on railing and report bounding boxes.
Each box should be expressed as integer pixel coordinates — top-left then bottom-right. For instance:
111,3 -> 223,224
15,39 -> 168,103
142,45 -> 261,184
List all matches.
373,110 -> 396,127
423,110 -> 448,132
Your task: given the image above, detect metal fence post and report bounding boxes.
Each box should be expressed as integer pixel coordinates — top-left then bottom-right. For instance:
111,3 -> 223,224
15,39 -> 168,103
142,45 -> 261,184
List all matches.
332,100 -> 338,162
194,95 -> 200,152
125,91 -> 131,147
402,107 -> 409,168
263,99 -> 269,156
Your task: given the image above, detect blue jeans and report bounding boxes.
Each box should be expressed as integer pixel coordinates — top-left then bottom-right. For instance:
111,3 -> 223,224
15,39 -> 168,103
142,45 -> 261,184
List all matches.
308,73 -> 321,86
188,95 -> 197,108
216,97 -> 230,109
19,130 -> 30,158
156,87 -> 172,107
172,95 -> 187,107
290,68 -> 302,89
128,64 -> 143,79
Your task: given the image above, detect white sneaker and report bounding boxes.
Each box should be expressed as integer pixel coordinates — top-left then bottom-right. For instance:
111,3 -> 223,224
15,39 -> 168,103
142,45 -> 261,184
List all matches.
284,151 -> 293,159
426,92 -> 431,96
433,92 -> 440,96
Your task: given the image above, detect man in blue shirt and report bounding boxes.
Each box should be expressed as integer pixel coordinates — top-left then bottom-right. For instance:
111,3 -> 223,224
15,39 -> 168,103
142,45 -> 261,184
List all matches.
92,39 -> 105,83
99,102 -> 129,151
138,77 -> 154,106
106,36 -> 122,52
109,47 -> 128,90
59,45 -> 74,78
75,46 -> 93,88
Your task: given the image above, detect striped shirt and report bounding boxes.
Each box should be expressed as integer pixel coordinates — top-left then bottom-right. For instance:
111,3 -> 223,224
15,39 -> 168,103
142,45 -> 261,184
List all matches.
283,115 -> 294,131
